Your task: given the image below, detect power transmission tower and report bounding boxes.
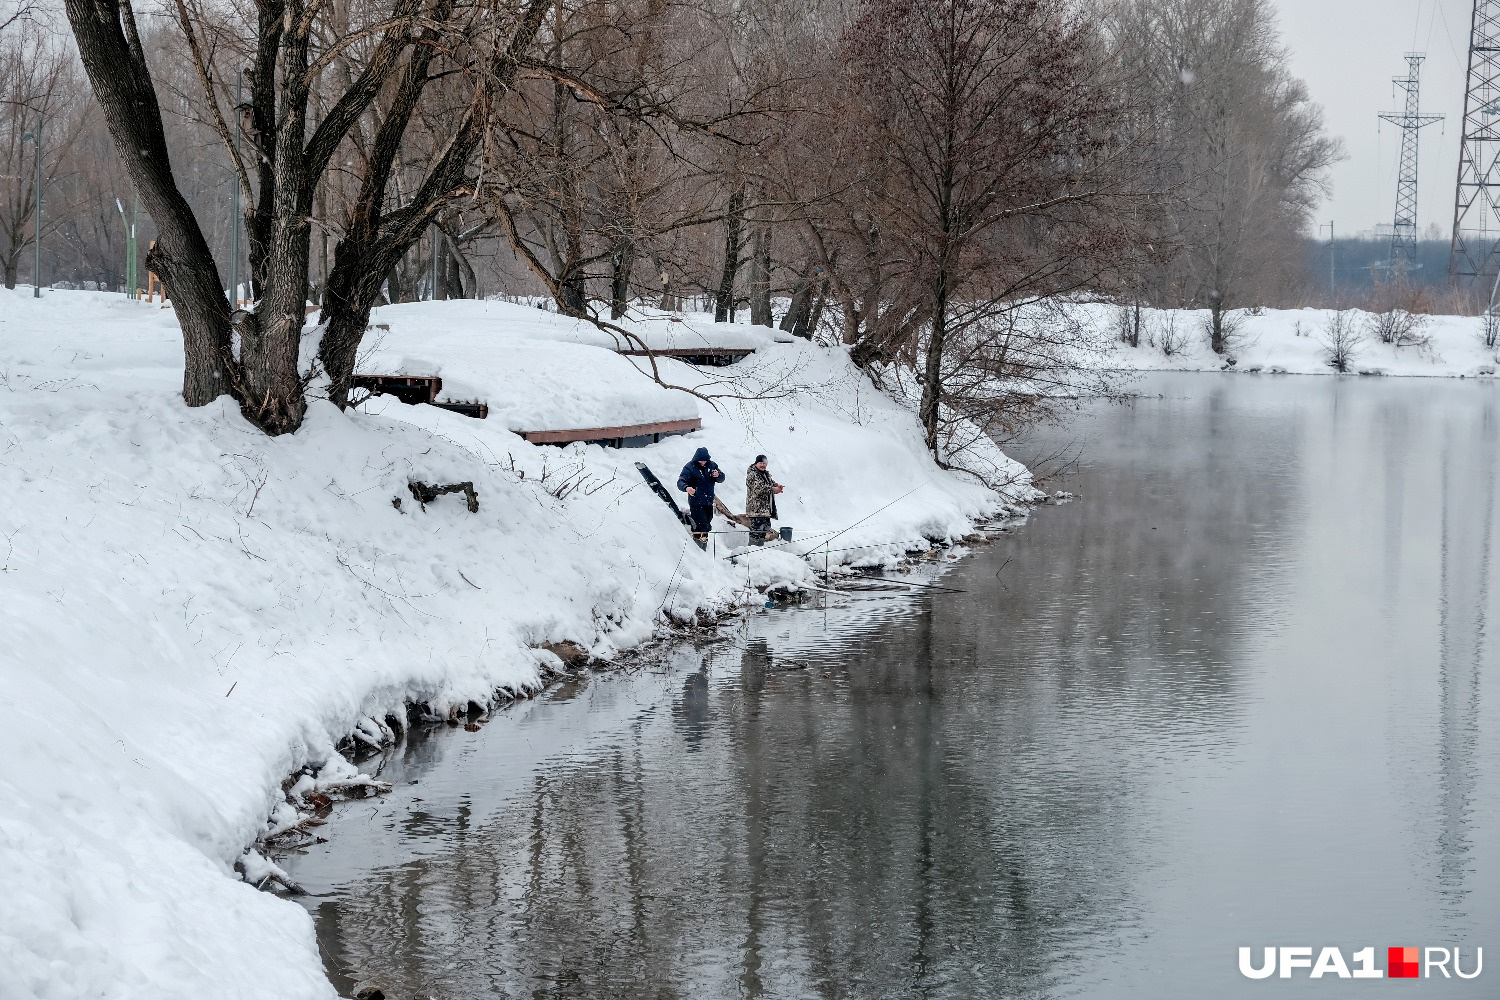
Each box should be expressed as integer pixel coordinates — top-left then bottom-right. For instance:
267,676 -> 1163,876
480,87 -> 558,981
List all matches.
1451,1 -> 1500,281
1381,54 -> 1442,275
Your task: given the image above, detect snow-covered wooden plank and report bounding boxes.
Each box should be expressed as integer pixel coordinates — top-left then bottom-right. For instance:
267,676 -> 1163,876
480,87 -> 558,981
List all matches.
518,417 -> 702,445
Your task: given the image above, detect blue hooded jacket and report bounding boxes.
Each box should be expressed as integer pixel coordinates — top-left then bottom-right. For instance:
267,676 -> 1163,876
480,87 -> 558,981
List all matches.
677,447 -> 723,506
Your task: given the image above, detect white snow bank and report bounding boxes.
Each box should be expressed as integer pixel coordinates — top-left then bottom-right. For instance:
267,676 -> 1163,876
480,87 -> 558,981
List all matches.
1075,303 -> 1500,378
0,289 -> 1030,1000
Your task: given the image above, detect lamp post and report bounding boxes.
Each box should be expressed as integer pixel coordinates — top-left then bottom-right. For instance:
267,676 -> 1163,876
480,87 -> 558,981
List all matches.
115,196 -> 138,297
229,70 -> 242,305
22,118 -> 41,298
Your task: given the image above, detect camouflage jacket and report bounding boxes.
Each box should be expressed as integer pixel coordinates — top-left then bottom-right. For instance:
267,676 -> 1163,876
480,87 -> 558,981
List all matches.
745,465 -> 779,518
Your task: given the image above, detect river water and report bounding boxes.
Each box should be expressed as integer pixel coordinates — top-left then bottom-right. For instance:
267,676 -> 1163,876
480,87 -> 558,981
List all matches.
283,372 -> 1500,998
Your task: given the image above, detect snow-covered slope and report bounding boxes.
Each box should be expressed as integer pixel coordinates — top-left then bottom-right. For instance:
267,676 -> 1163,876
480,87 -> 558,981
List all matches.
0,290 -> 1028,1000
1085,304 -> 1500,377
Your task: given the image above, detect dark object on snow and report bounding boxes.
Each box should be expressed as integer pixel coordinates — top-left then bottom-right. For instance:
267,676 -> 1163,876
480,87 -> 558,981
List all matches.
745,457 -> 783,544
429,400 -> 489,419
350,373 -> 441,404
408,480 -> 480,513
617,347 -> 753,367
677,448 -> 723,505
678,448 -> 723,546
352,374 -> 488,419
780,526 -> 794,542
744,461 -> 780,518
542,641 -> 590,667
635,463 -> 692,529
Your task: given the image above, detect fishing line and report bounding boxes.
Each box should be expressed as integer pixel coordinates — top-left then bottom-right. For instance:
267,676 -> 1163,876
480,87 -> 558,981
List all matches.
819,476 -> 938,551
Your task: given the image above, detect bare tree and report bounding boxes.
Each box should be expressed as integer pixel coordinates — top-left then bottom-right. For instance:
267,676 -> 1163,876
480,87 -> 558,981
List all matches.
0,21 -> 96,289
839,0 -> 1139,460
0,0 -> 32,35
1106,0 -> 1341,352
64,0 -> 554,429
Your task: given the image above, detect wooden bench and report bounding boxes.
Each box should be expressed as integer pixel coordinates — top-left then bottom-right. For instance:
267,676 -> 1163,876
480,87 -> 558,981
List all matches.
518,418 -> 701,448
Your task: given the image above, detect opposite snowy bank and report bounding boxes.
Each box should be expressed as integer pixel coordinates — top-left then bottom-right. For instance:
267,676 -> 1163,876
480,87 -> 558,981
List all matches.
1084,303 -> 1500,378
0,290 -> 1033,1000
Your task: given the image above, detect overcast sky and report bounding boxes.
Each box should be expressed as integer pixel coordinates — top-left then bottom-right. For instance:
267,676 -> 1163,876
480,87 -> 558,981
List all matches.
1271,0 -> 1474,238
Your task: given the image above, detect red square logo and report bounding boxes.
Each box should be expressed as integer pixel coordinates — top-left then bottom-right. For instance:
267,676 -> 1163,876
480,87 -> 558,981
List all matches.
1389,947 -> 1420,979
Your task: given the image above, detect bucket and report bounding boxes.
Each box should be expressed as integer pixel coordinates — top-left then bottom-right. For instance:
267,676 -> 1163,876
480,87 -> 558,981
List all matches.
780,526 -> 794,542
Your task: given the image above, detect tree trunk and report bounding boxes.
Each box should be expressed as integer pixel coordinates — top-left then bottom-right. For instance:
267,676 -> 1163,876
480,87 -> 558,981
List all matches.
657,266 -> 677,310
749,226 -> 771,327
610,241 -> 634,320
317,0 -> 551,408
714,187 -> 744,323
442,239 -> 466,300
1209,290 -> 1226,354
560,266 -> 586,315
234,9 -> 312,436
384,262 -> 401,304
65,0 -> 234,408
918,279 -> 949,458
318,258 -> 387,409
780,268 -> 816,338
448,235 -> 475,299
315,183 -> 329,304
807,282 -> 828,337
2,256 -> 15,290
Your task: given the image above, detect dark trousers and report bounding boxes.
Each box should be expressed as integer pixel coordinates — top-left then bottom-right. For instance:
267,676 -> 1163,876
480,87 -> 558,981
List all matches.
689,504 -> 713,534
748,516 -> 773,544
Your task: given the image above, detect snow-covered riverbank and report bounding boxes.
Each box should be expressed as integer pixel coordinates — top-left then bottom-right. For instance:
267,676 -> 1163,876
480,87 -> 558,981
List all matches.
0,289 -> 1032,1000
1085,304 -> 1500,378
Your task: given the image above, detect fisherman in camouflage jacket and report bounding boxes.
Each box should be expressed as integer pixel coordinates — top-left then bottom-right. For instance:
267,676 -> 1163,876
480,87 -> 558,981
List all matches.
744,454 -> 784,545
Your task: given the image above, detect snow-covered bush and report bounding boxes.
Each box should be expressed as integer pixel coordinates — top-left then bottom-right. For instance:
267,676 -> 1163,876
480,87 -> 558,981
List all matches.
1320,309 -> 1363,373
1482,310 -> 1500,349
1366,281 -> 1433,349
1115,303 -> 1143,347
1156,312 -> 1190,357
1199,308 -> 1250,355
1366,308 -> 1430,349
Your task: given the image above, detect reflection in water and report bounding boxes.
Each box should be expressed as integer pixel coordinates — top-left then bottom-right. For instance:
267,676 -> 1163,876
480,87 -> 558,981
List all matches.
284,374 -> 1499,999
1437,406 -> 1493,927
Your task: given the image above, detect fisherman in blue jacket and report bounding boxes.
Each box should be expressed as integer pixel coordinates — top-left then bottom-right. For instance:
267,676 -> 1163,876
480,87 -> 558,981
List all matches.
677,446 -> 724,545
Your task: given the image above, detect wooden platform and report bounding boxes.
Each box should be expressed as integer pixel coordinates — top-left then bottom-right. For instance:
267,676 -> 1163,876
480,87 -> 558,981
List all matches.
617,348 -> 753,367
351,373 -> 442,404
351,373 -> 488,419
519,418 -> 702,447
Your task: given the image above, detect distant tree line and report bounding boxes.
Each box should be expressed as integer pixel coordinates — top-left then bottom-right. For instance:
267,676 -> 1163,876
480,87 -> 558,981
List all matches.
2,0 -> 1340,454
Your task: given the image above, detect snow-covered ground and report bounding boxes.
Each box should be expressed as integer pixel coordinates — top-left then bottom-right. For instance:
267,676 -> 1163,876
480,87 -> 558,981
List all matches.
0,290 -> 1030,1000
358,301 -> 790,432
1084,304 -> 1500,378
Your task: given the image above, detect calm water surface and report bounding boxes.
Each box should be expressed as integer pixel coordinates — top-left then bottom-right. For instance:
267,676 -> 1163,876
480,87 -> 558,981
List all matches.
283,372 -> 1500,997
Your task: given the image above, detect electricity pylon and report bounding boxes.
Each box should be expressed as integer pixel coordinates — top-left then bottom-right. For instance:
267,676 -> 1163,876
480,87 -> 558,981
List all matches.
1381,54 -> 1442,275
1451,1 -> 1500,280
